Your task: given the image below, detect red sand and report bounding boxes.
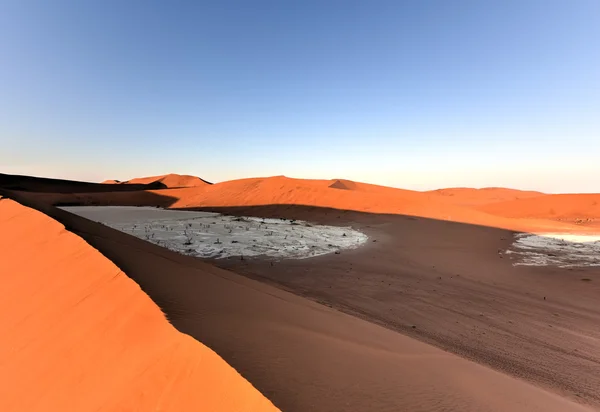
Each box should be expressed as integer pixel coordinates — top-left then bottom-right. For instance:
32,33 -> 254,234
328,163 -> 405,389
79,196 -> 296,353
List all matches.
106,173 -> 210,188
0,195 -> 277,412
3,175 -> 600,410
154,176 -> 591,233
20,175 -> 598,233
479,193 -> 600,223
3,192 -> 595,411
14,175 -> 600,235
427,187 -> 545,207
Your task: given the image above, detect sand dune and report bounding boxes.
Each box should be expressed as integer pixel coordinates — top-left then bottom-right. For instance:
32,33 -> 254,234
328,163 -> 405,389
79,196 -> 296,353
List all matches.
427,187 -> 545,207
328,179 -> 358,190
155,176 -> 590,233
106,173 -> 211,188
3,175 -> 600,410
0,195 -> 277,412
4,191 -> 594,411
12,175 -> 594,233
0,172 -> 159,192
479,193 -> 600,224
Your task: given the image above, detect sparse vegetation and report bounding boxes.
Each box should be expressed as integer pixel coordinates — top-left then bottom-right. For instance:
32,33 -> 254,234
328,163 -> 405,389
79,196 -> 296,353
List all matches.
97,210 -> 367,260
183,229 -> 194,245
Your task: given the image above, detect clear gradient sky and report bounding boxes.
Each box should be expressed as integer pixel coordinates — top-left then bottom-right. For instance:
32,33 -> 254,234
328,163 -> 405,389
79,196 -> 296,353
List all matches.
1,1 -> 598,192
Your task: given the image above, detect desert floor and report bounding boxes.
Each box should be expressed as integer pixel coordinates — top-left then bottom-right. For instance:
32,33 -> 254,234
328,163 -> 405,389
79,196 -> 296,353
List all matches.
3,173 -> 600,411
204,205 -> 600,407
35,198 -> 595,412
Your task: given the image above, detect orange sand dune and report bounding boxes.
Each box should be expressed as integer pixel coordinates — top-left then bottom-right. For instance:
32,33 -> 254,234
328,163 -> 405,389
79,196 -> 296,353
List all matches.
427,187 -> 545,207
6,193 -> 596,411
101,179 -> 121,184
157,176 -> 586,233
8,174 -> 595,233
107,173 -> 211,188
0,195 -> 277,412
324,179 -> 543,207
327,178 -> 415,195
479,193 -> 600,223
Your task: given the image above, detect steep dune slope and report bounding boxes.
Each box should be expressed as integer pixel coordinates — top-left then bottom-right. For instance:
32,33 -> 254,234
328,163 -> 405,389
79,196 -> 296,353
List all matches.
115,173 -> 210,188
0,195 -> 276,411
327,178 -> 416,196
427,187 -> 545,207
0,173 -> 158,192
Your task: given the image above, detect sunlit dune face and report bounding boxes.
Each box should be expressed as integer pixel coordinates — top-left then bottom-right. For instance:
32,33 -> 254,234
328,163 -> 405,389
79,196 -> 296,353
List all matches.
507,233 -> 600,267
0,197 -> 278,411
18,175 -> 599,235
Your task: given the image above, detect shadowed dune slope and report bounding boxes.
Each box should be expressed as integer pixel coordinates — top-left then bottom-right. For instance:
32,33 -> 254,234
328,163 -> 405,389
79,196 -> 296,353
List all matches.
479,193 -> 600,223
7,193 -> 596,412
328,179 -> 358,190
114,173 -> 211,188
0,195 -> 277,412
0,173 -> 160,192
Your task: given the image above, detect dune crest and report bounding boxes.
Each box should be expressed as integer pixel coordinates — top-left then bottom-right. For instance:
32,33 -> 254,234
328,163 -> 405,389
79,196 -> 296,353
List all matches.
479,193 -> 600,224
10,175 -> 599,233
109,173 -> 211,188
427,187 -> 545,206
152,176 -> 587,233
329,179 -> 358,190
0,195 -> 277,411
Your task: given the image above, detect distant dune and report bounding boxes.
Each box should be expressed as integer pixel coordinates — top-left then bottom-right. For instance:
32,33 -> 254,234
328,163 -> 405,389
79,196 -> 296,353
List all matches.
0,172 -> 161,192
8,174 -> 597,233
0,194 -> 277,411
328,179 -> 358,190
427,187 -> 545,207
104,173 -> 211,189
479,193 -> 600,223
152,176 -> 590,233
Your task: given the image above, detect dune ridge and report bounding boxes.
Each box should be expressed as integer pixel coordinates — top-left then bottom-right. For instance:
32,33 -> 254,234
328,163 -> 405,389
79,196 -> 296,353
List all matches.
0,195 -> 277,412
427,187 -> 545,206
479,193 -> 600,223
104,173 -> 211,188
16,175 -> 597,233
0,172 -> 158,193
153,176 -> 592,233
10,174 -> 600,235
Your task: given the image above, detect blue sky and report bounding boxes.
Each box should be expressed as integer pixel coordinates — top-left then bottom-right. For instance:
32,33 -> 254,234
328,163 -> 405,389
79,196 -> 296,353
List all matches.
1,1 -> 598,192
